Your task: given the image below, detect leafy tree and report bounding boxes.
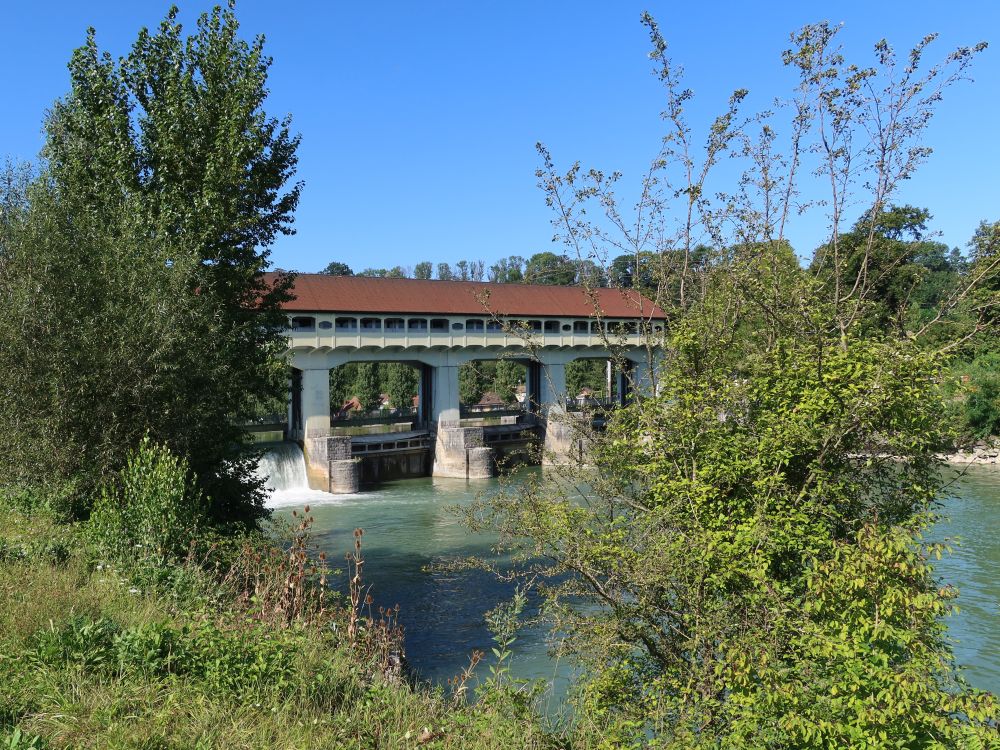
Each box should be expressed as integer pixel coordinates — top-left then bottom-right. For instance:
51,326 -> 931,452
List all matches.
960,353 -> 1000,439
489,255 -> 526,283
0,5 -> 299,523
812,206 -> 949,333
459,361 -> 494,406
357,268 -> 389,277
352,363 -> 382,413
469,259 -> 486,281
566,359 -> 607,399
455,260 -> 470,281
524,251 -> 577,285
321,261 -> 353,276
437,263 -> 454,281
472,18 -> 998,746
328,363 -> 359,412
413,261 -> 433,280
574,259 -> 607,287
492,360 -> 524,405
382,363 -> 418,413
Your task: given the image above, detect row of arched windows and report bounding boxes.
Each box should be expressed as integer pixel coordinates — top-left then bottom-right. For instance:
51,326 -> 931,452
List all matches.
289,316 -> 653,334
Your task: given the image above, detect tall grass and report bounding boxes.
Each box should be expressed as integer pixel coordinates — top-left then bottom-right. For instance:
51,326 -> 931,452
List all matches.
0,500 -> 578,749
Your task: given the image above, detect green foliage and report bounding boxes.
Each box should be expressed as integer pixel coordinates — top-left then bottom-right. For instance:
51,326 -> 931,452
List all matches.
381,363 -> 418,412
89,437 -> 205,566
493,360 -> 524,405
0,5 -> 299,524
566,360 -> 609,400
957,353 -> 1000,440
0,728 -> 45,750
460,361 -> 494,406
0,507 -> 561,749
476,16 -> 998,740
459,361 -> 526,406
489,256 -> 526,283
524,252 -> 577,286
351,363 -> 382,413
320,261 -> 353,276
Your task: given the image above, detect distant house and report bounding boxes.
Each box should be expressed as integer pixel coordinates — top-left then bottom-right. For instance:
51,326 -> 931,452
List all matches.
477,391 -> 506,408
334,396 -> 363,419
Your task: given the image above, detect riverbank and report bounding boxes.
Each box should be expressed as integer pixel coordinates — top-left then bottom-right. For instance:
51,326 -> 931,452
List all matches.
942,438 -> 1000,464
0,505 -> 564,748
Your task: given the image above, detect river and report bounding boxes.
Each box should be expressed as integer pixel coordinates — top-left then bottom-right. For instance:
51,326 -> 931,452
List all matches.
262,447 -> 1000,700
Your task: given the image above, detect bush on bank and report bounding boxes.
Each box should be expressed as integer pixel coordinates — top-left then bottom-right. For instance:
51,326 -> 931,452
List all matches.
0,439 -> 567,749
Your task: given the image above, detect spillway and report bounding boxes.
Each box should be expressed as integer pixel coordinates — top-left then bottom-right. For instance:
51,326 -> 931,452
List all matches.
257,442 -> 347,508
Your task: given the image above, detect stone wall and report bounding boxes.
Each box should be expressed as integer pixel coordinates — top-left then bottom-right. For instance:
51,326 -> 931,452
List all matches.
433,426 -> 493,479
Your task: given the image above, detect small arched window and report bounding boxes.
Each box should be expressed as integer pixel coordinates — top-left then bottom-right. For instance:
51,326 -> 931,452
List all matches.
318,321 -> 333,330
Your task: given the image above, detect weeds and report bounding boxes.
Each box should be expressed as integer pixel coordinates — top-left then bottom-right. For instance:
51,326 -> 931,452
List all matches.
221,505 -> 331,628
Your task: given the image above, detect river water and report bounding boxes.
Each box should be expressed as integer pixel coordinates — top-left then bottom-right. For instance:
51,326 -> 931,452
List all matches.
263,448 -> 1000,699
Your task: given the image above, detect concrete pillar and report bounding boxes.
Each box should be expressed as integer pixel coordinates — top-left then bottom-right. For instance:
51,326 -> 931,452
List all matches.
432,365 -> 460,426
467,447 -> 494,479
542,405 -> 583,466
418,363 -> 434,427
631,357 -> 656,399
617,359 -> 633,406
539,362 -> 566,413
330,459 -> 361,493
433,425 -> 491,478
301,368 -> 331,437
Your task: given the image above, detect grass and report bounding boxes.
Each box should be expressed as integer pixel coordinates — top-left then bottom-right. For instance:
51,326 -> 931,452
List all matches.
0,507 -> 573,749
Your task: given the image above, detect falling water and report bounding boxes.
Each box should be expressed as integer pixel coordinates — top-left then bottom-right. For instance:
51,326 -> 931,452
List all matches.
256,441 -> 347,508
257,441 -> 309,492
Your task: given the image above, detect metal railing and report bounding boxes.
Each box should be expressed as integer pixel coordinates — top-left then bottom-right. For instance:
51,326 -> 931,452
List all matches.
565,397 -> 618,412
459,403 -> 527,419
331,408 -> 418,427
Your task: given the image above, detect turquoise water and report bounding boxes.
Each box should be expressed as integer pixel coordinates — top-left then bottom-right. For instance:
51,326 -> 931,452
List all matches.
270,463 -> 1000,699
934,465 -> 1000,694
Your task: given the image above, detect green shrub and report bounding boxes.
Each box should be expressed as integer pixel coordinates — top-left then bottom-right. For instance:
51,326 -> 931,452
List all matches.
27,615 -> 302,700
955,352 -> 1000,440
89,436 -> 207,566
0,481 -> 82,522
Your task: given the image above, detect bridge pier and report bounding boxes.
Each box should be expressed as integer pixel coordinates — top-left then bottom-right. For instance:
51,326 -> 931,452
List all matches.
431,363 -> 494,479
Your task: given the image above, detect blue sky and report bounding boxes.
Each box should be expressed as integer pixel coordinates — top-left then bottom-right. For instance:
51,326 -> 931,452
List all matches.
3,1 -> 998,273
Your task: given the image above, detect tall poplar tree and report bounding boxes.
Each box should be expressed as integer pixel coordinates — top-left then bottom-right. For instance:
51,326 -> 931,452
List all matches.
0,4 -> 299,524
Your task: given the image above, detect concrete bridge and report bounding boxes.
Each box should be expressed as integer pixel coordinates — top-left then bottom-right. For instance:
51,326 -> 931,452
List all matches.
270,273 -> 665,490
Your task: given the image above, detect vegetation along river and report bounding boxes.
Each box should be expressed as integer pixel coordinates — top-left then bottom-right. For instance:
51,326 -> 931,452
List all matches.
263,448 -> 1000,701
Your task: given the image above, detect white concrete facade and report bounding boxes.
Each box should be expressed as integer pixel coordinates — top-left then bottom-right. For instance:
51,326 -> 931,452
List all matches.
282,310 -> 660,483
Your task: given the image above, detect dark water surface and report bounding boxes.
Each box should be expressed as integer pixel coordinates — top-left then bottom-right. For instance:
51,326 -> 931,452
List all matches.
271,464 -> 1000,699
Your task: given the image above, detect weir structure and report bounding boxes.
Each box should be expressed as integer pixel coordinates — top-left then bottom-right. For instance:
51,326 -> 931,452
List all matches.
269,273 -> 665,491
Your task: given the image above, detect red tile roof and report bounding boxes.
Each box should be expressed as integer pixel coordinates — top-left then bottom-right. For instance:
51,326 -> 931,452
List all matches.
267,273 -> 666,319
